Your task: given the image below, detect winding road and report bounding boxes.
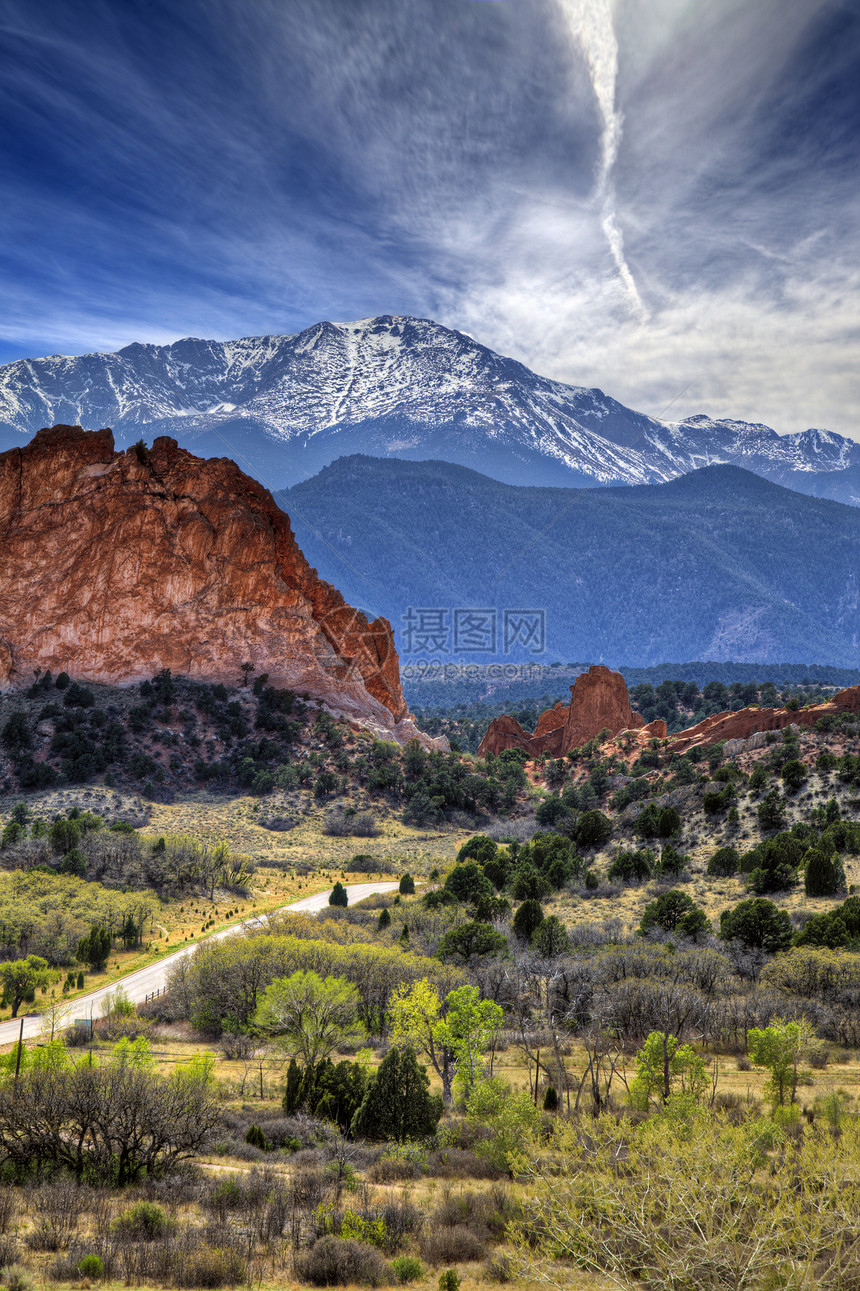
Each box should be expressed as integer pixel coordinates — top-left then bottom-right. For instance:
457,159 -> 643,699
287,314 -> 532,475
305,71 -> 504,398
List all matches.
0,881 -> 400,1046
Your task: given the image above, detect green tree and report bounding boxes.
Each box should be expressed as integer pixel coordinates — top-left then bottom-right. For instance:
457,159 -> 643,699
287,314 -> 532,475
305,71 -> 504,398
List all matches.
657,807 -> 682,838
747,1019 -> 814,1108
706,846 -> 739,877
628,1031 -> 709,1109
377,907 -> 392,932
351,1045 -> 443,1142
512,899 -> 544,941
77,925 -> 112,972
436,984 -> 503,1099
49,817 -> 81,855
312,1058 -> 370,1131
444,862 -> 494,907
329,882 -> 349,908
758,789 -> 787,833
781,759 -> 807,794
639,889 -> 705,936
804,848 -> 840,898
436,922 -> 508,964
532,915 -> 571,957
719,898 -> 793,952
389,980 -> 454,1102
510,862 -> 551,901
399,873 -> 415,895
1,822 -> 23,850
577,810 -> 612,849
253,970 -> 364,1068
1,711 -> 31,751
0,955 -> 51,1017
793,912 -> 849,949
390,981 -> 502,1105
608,848 -> 654,883
283,1057 -> 303,1113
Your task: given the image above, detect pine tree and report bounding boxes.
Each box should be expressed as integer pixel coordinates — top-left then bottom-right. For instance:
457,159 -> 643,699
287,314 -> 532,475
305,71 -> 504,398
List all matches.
245,1123 -> 268,1150
376,908 -> 391,931
77,925 -> 111,971
351,1045 -> 443,1143
804,848 -> 840,897
512,899 -> 544,941
329,881 -> 348,908
282,1058 -> 302,1114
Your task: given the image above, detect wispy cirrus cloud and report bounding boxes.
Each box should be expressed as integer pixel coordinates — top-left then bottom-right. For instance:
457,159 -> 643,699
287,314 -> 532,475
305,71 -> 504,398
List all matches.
0,0 -> 857,438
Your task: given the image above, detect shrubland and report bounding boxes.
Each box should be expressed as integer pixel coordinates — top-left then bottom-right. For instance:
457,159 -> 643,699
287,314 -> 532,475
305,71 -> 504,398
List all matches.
0,675 -> 858,1287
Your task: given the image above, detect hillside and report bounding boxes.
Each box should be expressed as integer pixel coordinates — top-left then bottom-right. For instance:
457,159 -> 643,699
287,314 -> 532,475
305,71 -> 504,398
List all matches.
286,457 -> 860,667
2,316 -> 859,502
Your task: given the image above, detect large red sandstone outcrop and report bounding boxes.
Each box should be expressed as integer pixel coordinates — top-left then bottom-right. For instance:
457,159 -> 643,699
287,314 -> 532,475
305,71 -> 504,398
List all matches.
478,664 -> 647,759
0,425 -> 436,745
668,688 -> 860,754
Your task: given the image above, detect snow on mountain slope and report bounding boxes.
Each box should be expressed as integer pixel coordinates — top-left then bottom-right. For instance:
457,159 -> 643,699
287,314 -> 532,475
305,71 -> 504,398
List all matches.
1,315 -> 858,501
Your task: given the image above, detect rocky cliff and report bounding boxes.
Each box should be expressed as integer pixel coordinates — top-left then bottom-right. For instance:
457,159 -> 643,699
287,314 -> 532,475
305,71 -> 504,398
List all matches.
478,664 -> 654,759
668,688 -> 860,754
0,425 -> 435,744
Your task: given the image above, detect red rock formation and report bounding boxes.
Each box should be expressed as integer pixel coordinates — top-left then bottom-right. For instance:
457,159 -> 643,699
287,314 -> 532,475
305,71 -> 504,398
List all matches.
560,665 -> 645,752
668,688 -> 860,754
475,714 -> 534,758
478,668 -> 860,764
478,664 -> 646,759
533,702 -> 567,739
0,425 -> 434,744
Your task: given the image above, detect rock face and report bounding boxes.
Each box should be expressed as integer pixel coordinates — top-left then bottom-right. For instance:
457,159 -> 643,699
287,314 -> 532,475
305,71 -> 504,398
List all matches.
478,665 -> 646,759
669,690 -> 860,754
0,425 -> 436,745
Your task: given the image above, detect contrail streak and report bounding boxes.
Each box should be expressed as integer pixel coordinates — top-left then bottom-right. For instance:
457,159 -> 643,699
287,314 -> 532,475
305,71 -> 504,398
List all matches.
559,0 -> 648,321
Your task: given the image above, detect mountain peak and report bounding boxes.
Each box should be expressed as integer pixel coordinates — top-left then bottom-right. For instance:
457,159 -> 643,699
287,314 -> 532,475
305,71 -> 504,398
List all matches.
1,316 -> 858,504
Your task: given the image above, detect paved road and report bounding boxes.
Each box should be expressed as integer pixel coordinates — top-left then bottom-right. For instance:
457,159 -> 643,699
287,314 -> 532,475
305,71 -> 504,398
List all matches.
0,881 -> 400,1046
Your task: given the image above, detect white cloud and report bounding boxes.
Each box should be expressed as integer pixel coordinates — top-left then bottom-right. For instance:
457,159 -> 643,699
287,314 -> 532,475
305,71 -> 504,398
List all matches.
0,0 -> 857,441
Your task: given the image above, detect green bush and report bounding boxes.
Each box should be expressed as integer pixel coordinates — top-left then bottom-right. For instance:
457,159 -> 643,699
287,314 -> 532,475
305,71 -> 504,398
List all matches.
438,1271 -> 462,1291
244,1123 -> 268,1150
392,1255 -> 424,1283
77,1255 -> 104,1279
112,1200 -> 173,1240
706,846 -> 739,877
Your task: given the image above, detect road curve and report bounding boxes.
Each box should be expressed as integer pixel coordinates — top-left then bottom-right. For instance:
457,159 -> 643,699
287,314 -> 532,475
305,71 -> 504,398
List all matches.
0,881 -> 400,1046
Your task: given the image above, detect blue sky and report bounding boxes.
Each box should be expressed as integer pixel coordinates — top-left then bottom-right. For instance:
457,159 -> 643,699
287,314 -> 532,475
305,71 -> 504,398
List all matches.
1,0 -> 858,436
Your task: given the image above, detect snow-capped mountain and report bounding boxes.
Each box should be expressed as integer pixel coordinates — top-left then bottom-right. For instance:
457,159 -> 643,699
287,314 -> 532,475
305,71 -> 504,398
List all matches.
1,315 -> 859,503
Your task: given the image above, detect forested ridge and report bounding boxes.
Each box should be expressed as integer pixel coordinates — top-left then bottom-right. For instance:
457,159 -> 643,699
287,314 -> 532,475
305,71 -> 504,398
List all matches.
287,457 -> 860,666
